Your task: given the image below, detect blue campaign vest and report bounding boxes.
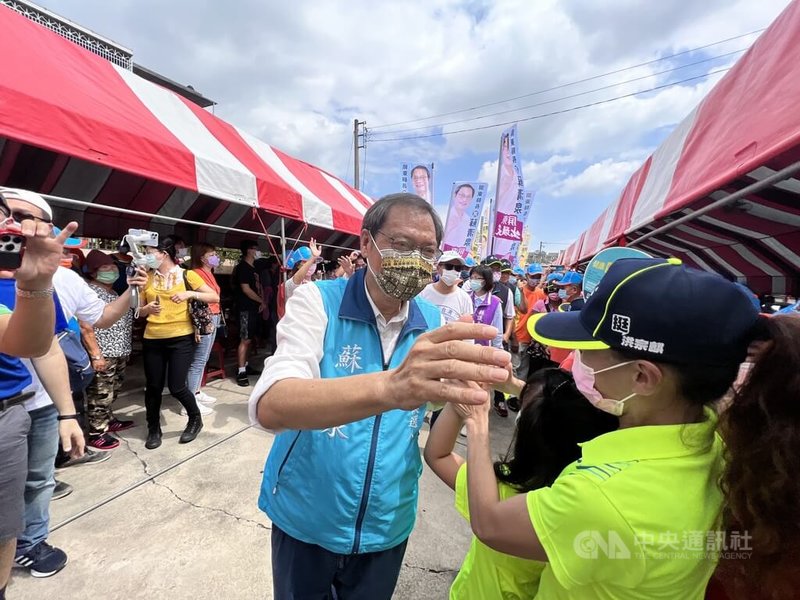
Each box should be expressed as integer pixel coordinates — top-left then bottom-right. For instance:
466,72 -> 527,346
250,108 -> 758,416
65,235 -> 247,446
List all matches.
258,269 -> 441,554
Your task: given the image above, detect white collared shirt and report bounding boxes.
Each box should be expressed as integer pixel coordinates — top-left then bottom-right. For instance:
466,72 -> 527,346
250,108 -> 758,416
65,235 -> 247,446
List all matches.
248,279 -> 411,428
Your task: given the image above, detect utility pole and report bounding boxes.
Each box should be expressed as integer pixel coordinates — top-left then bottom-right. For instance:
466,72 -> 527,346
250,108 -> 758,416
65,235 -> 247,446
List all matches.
538,240 -> 545,262
353,119 -> 366,189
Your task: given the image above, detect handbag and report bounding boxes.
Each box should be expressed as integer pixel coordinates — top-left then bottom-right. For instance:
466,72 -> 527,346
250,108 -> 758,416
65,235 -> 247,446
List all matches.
54,298 -> 95,392
183,271 -> 215,336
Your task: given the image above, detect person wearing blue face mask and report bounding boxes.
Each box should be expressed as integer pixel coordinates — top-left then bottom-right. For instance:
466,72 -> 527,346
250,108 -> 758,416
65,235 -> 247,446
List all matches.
468,266 -> 504,350
554,271 -> 584,311
80,250 -> 135,451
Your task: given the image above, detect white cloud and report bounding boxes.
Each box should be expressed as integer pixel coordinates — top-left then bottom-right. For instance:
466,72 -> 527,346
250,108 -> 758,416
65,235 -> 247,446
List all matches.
551,158 -> 642,198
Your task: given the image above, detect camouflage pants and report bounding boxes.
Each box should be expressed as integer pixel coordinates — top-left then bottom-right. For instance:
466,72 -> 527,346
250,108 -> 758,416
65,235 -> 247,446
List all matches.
86,356 -> 128,435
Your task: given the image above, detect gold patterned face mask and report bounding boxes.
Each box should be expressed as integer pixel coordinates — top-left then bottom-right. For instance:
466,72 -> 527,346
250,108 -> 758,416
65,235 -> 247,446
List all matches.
368,233 -> 434,301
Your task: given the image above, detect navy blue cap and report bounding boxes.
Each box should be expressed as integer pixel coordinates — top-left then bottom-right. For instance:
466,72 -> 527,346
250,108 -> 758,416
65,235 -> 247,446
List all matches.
529,258 -> 760,366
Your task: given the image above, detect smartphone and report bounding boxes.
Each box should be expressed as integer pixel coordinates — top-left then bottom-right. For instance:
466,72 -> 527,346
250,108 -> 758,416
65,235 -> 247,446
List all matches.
0,221 -> 25,270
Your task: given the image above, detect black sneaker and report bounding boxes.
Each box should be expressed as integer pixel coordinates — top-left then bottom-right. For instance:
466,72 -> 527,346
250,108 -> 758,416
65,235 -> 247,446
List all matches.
15,541 -> 68,577
236,371 -> 249,387
507,397 -> 521,413
51,480 -> 73,500
56,448 -> 112,469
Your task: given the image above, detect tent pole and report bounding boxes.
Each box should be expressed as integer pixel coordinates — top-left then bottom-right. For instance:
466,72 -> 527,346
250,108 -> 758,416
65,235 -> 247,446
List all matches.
39,193 -> 358,253
628,160 -> 800,248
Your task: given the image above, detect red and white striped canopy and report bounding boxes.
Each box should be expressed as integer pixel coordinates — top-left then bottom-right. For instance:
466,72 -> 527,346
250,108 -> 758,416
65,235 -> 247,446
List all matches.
565,0 -> 800,295
0,6 -> 371,248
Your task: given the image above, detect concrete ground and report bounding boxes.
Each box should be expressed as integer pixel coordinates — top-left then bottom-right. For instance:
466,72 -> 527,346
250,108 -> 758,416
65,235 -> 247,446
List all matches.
9,356 -> 516,600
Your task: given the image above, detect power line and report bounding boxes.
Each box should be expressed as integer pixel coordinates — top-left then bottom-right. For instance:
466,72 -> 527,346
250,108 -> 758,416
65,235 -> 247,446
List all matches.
370,49 -> 744,138
368,68 -> 729,143
370,28 -> 764,131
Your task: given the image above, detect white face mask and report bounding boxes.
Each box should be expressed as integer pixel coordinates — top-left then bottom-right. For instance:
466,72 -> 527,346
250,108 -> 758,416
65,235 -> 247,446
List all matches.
492,272 -> 501,283
254,251 -> 263,259
440,269 -> 459,287
508,276 -> 518,286
571,350 -> 636,416
176,248 -> 189,259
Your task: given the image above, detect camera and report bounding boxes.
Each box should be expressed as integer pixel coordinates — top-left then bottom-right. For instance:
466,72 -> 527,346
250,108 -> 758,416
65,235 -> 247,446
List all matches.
122,229 -> 158,310
0,219 -> 24,270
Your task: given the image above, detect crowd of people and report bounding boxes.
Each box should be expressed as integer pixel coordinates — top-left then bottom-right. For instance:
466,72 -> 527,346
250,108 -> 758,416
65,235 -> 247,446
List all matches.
249,192 -> 800,600
1,187 -> 798,599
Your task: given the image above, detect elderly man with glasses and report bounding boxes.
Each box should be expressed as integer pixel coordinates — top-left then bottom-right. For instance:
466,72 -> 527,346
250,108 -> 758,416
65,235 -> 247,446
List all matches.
249,193 -> 513,599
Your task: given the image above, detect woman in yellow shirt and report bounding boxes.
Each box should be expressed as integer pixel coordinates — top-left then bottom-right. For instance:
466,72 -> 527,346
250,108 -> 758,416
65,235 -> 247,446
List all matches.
461,258 -> 781,599
424,368 -> 617,599
138,236 -> 219,450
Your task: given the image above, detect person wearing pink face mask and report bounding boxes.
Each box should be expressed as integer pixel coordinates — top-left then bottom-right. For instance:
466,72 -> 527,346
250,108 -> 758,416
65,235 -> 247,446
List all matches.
186,243 -> 222,408
456,257 -> 784,599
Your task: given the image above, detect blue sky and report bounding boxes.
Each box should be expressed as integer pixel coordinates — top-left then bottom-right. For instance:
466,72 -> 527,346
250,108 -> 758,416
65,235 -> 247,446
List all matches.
39,0 -> 793,253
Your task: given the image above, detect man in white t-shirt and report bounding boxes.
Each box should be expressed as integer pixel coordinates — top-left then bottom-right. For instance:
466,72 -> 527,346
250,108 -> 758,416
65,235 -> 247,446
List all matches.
419,251 -> 473,325
419,251 -> 474,428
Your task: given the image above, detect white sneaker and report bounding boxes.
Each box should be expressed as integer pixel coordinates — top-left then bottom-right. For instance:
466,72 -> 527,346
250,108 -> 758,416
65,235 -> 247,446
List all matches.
197,391 -> 217,405
182,402 -> 214,416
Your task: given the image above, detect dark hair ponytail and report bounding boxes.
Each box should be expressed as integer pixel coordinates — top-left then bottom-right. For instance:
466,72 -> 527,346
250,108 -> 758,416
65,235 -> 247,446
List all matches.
494,368 -> 618,491
158,236 -> 178,262
718,314 -> 800,597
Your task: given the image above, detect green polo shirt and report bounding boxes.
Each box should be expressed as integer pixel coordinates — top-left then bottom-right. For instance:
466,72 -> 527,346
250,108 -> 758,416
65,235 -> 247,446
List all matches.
527,408 -> 724,599
450,464 -> 544,599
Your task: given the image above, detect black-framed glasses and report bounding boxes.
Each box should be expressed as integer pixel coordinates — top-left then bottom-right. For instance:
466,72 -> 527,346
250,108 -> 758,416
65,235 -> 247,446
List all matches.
375,231 -> 441,262
11,211 -> 52,224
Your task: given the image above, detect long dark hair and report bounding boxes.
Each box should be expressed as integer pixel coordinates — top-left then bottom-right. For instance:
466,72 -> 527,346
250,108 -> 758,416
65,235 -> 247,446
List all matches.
494,368 -> 619,491
717,315 -> 800,598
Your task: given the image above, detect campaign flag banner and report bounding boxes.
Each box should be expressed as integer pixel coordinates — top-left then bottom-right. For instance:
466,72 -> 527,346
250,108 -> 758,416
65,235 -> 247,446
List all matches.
401,162 -> 434,204
442,182 -> 488,258
582,247 -> 652,299
503,189 -> 535,263
492,124 -> 525,258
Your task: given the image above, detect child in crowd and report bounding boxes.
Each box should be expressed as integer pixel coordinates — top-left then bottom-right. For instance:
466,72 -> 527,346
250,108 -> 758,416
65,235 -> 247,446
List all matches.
424,368 -> 618,599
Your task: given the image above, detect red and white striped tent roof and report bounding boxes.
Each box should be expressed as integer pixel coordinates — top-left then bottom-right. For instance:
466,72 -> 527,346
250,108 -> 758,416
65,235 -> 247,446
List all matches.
564,0 -> 800,296
0,6 -> 372,250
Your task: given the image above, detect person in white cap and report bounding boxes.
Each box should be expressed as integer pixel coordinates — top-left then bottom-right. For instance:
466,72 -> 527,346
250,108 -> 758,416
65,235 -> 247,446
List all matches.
419,250 -> 474,325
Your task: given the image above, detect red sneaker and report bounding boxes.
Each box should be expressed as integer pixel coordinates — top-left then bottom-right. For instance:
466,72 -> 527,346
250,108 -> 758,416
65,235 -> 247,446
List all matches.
107,418 -> 135,433
87,433 -> 120,451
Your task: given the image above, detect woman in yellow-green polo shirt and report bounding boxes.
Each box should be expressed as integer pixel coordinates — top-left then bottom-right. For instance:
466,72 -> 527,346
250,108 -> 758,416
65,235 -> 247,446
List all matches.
459,258 -> 765,599
138,236 -> 219,451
